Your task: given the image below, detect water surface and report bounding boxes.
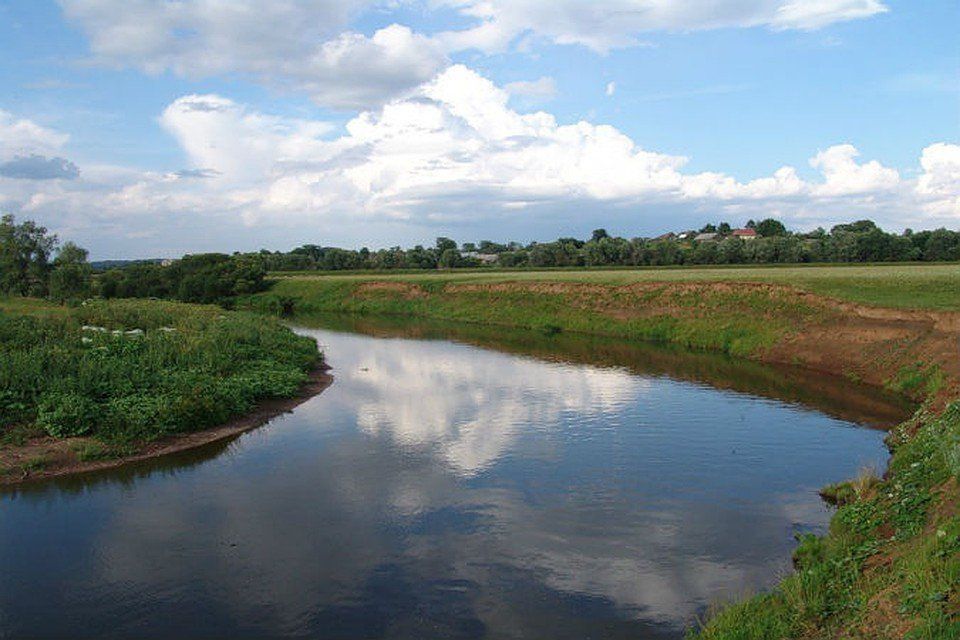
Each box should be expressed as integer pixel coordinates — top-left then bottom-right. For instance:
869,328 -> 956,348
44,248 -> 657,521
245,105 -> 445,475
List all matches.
0,319 -> 911,639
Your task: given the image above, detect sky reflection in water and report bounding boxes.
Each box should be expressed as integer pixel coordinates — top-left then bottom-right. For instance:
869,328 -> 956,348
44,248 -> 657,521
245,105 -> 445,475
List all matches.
0,323 -> 908,639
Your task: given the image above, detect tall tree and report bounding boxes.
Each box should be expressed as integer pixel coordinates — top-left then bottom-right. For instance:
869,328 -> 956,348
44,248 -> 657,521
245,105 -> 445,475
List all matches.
436,237 -> 458,253
755,218 -> 787,237
0,214 -> 59,296
591,228 -> 609,242
49,242 -> 93,302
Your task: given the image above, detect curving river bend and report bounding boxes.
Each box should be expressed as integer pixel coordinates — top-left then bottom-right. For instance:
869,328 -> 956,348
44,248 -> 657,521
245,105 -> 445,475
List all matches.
0,317 -> 912,639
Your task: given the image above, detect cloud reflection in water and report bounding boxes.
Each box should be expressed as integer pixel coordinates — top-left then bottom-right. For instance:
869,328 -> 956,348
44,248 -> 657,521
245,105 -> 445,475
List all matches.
0,326 -> 893,639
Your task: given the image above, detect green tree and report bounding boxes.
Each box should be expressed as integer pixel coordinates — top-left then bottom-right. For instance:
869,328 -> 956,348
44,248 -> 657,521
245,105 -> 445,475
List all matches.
438,247 -> 461,268
922,229 -> 960,261
48,242 -> 92,302
97,268 -> 124,298
690,240 -> 719,264
405,245 -> 438,269
584,236 -> 630,266
436,237 -> 458,253
591,228 -> 609,242
716,238 -> 744,264
831,220 -> 878,235
497,250 -> 528,267
0,214 -> 58,296
478,240 -> 507,253
755,218 -> 787,237
528,243 -> 556,267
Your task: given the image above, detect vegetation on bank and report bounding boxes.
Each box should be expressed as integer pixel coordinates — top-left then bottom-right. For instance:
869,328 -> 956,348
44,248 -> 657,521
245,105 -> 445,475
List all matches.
244,275 -> 826,358
97,252 -> 268,303
0,216 -> 318,480
0,298 -> 320,470
241,265 -> 960,365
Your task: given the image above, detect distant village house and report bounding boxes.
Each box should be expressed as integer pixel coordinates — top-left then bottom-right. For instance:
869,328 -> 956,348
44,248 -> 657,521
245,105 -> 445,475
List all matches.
462,251 -> 499,265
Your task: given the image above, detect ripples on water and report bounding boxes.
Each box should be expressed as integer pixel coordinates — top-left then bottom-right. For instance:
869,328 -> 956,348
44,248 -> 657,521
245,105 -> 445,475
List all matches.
0,319 -> 912,639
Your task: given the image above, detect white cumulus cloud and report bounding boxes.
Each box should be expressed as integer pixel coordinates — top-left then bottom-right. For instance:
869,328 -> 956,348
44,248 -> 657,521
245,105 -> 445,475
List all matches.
159,95 -> 336,184
58,1 -> 446,109
809,144 -> 900,197
59,0 -> 891,108
0,110 -> 69,157
5,66 -> 957,256
916,143 -> 960,217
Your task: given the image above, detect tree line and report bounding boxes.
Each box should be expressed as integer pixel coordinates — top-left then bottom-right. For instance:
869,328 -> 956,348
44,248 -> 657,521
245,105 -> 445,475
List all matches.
0,215 -> 267,305
257,219 -> 960,271
0,214 -> 93,302
3,214 -> 959,307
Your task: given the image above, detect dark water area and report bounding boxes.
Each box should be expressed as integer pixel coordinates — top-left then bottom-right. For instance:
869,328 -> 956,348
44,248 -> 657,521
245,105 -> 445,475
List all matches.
0,317 -> 913,639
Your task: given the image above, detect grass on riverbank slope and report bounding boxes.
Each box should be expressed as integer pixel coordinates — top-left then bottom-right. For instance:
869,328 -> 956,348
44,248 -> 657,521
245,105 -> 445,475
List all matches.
246,276 -> 830,358
241,267 -> 960,403
270,263 -> 960,311
0,298 -> 320,478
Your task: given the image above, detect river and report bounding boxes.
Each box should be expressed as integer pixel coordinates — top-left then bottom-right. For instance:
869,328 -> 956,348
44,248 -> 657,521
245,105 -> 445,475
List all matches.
0,317 -> 912,639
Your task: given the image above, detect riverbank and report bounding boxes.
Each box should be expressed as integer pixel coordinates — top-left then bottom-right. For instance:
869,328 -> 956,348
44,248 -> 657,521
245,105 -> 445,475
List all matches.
0,298 -> 325,486
243,272 -> 960,405
0,365 -> 332,488
242,269 -> 960,638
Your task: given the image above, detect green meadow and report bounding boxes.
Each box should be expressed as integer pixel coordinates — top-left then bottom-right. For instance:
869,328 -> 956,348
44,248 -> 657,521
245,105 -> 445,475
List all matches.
270,262 -> 960,311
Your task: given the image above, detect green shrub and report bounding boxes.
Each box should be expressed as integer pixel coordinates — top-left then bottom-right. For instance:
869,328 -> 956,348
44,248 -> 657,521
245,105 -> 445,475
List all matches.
0,389 -> 31,426
1,299 -> 321,444
36,392 -> 97,437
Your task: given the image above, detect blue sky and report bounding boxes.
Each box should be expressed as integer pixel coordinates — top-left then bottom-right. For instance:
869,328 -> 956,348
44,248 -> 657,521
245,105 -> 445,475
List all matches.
0,0 -> 957,258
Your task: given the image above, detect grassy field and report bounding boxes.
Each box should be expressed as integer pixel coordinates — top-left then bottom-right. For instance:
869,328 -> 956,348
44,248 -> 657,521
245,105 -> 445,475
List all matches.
0,296 -> 70,318
271,263 -> 960,310
0,298 -> 320,474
